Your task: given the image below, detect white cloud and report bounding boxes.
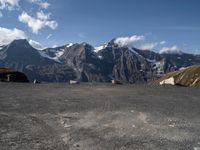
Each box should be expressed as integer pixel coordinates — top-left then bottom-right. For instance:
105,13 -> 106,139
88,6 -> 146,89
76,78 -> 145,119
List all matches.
160,45 -> 182,54
37,11 -> 49,20
140,43 -> 158,50
39,2 -> 50,9
18,11 -> 58,34
28,0 -> 36,2
29,39 -> 44,50
114,35 -> 145,47
0,0 -> 20,10
0,27 -> 27,45
28,0 -> 50,9
160,41 -> 166,45
0,11 -> 2,17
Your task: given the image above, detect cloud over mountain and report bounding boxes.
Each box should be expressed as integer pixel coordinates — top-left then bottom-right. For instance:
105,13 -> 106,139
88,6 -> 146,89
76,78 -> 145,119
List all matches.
29,39 -> 44,50
0,27 -> 26,45
140,43 -> 158,50
114,35 -> 145,47
159,45 -> 182,54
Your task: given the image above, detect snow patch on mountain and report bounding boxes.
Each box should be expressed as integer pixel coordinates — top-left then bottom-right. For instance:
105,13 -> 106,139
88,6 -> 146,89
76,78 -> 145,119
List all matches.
53,49 -> 65,59
67,43 -> 73,48
38,50 -> 60,62
52,44 -> 73,59
38,43 -> 74,62
0,45 -> 4,50
94,44 -> 108,52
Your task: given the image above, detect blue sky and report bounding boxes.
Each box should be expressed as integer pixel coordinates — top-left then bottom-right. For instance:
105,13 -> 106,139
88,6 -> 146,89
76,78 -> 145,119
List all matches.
0,0 -> 200,54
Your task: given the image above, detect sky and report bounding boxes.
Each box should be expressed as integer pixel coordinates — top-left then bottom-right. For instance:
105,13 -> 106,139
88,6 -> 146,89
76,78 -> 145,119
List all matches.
0,0 -> 200,54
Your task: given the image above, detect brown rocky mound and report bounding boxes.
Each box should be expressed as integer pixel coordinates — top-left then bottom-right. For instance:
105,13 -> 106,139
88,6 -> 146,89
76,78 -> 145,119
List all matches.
151,65 -> 200,87
0,68 -> 29,82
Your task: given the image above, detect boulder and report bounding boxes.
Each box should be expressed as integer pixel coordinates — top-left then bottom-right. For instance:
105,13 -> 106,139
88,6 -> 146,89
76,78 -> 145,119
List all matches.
159,77 -> 175,85
69,80 -> 79,85
111,80 -> 122,85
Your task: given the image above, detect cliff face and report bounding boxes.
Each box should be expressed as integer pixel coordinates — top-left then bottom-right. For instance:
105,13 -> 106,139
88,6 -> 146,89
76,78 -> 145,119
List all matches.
97,45 -> 150,83
59,43 -> 106,82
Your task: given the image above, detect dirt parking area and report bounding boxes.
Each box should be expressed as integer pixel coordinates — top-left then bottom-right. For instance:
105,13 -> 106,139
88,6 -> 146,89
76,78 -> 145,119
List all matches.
0,83 -> 200,150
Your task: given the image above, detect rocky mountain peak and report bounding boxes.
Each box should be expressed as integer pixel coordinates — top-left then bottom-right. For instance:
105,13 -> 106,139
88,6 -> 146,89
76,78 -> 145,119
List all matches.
0,38 -> 200,83
9,39 -> 31,48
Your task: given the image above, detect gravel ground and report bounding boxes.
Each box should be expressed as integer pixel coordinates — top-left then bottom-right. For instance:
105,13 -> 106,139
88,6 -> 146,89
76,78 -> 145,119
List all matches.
0,83 -> 200,150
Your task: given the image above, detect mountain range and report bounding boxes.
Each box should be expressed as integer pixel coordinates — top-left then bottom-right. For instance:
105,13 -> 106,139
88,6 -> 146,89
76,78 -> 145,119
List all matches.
0,39 -> 200,83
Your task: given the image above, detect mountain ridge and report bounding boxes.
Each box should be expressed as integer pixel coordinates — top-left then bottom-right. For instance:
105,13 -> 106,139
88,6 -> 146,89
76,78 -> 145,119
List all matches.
0,39 -> 200,83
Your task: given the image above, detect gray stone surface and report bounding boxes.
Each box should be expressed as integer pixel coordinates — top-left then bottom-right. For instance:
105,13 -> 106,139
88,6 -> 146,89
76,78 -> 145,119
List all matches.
0,83 -> 200,150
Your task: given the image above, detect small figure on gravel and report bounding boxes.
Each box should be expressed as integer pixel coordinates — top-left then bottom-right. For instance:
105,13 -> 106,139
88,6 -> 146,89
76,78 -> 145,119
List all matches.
69,80 -> 79,85
111,80 -> 122,85
33,79 -> 41,84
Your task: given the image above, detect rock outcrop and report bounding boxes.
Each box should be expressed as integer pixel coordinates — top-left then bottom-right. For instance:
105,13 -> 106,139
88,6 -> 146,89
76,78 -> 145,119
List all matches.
151,65 -> 200,87
0,68 -> 29,82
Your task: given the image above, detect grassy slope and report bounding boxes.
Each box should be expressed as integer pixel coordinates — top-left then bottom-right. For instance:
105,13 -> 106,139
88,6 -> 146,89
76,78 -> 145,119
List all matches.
151,65 -> 200,87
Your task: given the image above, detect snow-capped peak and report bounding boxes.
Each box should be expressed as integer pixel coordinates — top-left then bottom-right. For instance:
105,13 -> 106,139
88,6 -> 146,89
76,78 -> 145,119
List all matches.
94,44 -> 108,53
66,43 -> 73,48
52,43 -> 74,49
